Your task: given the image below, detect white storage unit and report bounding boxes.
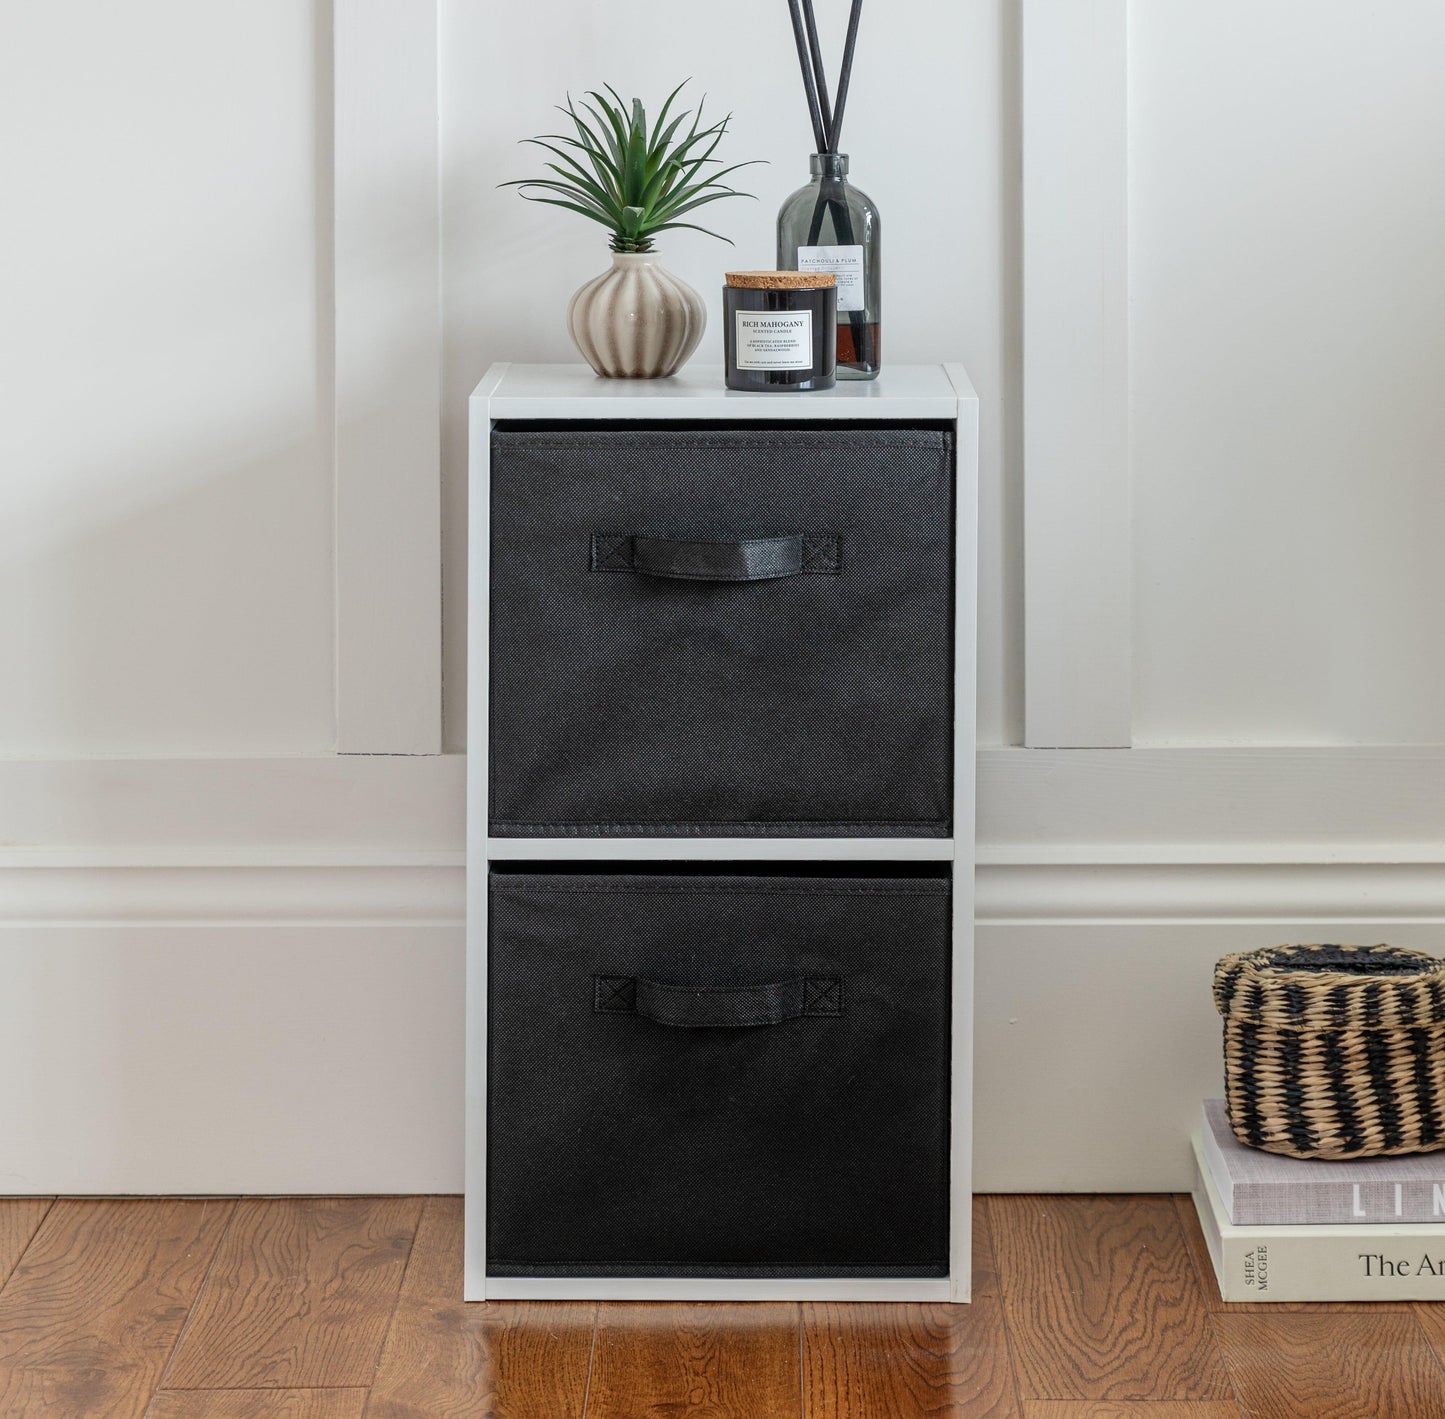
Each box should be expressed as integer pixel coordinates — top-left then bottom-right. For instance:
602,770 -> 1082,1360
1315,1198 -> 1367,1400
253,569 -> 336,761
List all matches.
466,362 -> 978,1301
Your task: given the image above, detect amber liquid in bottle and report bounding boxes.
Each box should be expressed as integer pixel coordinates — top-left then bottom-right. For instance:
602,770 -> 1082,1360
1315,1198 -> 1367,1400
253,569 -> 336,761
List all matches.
835,322 -> 881,370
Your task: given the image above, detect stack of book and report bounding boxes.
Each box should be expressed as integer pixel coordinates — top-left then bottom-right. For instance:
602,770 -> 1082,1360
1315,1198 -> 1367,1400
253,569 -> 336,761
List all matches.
1192,1098 -> 1445,1300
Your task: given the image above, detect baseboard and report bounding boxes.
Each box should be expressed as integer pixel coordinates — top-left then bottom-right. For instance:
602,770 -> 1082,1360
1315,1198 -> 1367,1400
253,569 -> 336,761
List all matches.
1,748 -> 1441,1194
0,919 -> 462,1196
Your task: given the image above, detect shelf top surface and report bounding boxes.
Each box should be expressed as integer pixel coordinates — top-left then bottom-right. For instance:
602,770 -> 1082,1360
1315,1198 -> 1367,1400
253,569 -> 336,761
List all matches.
474,362 -> 972,419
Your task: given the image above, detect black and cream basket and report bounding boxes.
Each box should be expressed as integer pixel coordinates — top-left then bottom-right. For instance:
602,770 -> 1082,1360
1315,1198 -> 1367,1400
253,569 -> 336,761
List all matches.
1213,943 -> 1445,1160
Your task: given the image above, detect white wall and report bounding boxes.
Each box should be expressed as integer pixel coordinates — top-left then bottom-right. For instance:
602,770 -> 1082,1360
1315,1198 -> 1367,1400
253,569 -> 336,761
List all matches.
0,1 -> 336,756
0,2 -> 452,1193
1129,1 -> 1445,745
439,0 -> 1023,748
1,1 -> 1443,1195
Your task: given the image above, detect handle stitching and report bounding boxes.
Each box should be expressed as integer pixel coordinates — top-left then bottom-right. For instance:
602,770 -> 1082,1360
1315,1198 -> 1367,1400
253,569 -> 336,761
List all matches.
591,535 -> 633,572
594,975 -> 637,1012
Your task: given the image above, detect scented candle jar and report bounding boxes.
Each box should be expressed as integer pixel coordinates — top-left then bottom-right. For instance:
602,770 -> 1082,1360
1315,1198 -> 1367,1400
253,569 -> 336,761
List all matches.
723,271 -> 837,392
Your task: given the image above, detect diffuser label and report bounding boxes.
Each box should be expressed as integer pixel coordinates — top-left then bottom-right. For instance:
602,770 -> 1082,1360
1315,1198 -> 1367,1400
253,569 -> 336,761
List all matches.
735,310 -> 813,370
797,245 -> 864,312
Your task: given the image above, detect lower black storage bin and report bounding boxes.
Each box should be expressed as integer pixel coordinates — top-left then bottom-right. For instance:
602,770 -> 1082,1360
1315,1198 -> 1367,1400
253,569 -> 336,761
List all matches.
486,865 -> 952,1278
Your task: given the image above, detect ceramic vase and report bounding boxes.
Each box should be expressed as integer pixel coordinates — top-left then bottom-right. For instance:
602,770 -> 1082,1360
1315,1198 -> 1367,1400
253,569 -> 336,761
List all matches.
567,252 -> 705,378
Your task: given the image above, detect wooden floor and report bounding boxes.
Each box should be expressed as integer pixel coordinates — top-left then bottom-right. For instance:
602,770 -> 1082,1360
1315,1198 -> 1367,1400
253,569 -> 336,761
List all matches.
0,1195 -> 1441,1417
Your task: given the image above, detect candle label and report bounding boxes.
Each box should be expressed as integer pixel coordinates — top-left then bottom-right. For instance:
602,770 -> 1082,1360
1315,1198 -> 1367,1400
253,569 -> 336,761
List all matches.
797,245 -> 864,312
734,310 -> 813,370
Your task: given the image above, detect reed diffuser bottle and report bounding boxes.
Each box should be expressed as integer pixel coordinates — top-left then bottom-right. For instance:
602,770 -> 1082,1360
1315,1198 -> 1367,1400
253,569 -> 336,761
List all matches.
778,153 -> 879,378
780,0 -> 880,379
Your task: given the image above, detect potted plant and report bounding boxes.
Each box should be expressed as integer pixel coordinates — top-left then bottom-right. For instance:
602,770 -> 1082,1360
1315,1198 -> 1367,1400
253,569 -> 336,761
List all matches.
504,83 -> 761,378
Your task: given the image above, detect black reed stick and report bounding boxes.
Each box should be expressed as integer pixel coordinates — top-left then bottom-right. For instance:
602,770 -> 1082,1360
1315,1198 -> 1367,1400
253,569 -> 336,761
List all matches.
800,0 -> 833,147
786,0 -> 827,153
827,0 -> 864,152
785,0 -> 876,370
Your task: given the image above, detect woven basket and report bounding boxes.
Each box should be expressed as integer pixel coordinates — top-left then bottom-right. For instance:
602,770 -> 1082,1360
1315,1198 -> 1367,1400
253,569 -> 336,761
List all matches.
1213,943 -> 1445,1159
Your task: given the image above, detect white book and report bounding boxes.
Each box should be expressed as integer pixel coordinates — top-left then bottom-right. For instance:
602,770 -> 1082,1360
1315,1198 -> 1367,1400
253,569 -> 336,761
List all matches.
1191,1134 -> 1445,1301
1201,1099 -> 1445,1226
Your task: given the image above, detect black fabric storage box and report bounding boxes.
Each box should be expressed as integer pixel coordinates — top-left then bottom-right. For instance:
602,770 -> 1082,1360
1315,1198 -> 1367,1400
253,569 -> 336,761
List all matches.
488,422 -> 954,836
486,865 -> 952,1278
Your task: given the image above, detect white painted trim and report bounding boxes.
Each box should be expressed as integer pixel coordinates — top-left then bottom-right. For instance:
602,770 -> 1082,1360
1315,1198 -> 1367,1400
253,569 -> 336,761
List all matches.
0,920 -> 462,1197
1021,0 -> 1131,746
0,754 -> 464,855
3,755 -> 1444,1199
980,843 -> 1445,868
979,745 -> 1445,853
463,367 -> 501,1302
5,744 -> 1445,862
333,0 -> 441,753
0,848 -> 465,871
0,865 -> 460,926
5,857 -> 1444,931
946,362 -> 979,1303
977,862 -> 1445,924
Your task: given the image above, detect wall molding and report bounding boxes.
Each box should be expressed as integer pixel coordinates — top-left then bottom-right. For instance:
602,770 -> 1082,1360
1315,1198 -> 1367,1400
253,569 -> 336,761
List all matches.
0,754 -> 464,857
0,864 -> 460,926
333,0 -> 442,753
6,745 -> 1445,857
4,744 -> 1445,884
1,746 -> 1442,1194
3,859 -> 1442,930
978,862 -> 1445,924
979,744 -> 1445,854
1021,0 -> 1132,747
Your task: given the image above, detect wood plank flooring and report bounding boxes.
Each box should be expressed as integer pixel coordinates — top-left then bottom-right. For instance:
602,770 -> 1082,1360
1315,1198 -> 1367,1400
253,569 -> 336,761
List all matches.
0,1193 -> 1437,1416
163,1197 -> 423,1390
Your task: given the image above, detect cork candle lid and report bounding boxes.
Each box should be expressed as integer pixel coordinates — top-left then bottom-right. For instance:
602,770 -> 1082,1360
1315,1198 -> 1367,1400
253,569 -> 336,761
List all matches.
725,270 -> 837,289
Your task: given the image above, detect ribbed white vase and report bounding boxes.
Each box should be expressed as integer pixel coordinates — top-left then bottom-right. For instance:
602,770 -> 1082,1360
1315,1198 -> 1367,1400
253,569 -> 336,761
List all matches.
567,252 -> 706,379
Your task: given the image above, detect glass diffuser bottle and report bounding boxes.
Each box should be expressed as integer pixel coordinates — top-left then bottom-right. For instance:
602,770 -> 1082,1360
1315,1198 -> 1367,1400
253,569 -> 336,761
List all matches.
777,153 -> 880,379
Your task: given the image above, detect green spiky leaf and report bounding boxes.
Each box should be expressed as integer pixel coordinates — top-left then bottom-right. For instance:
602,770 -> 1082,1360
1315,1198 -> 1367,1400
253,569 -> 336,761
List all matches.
502,81 -> 763,252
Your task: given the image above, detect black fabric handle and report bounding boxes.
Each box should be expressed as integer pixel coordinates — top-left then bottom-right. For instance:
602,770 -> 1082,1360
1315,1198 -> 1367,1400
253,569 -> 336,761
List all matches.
594,974 -> 843,1027
592,533 -> 840,581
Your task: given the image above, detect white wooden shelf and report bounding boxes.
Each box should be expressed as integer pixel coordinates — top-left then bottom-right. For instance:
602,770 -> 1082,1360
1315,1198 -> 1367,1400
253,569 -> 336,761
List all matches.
466,361 -> 979,1302
481,361 -> 963,420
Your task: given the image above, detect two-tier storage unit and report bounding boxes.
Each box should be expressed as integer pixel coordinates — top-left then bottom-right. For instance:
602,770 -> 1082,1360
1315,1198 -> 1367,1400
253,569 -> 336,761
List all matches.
466,362 -> 978,1302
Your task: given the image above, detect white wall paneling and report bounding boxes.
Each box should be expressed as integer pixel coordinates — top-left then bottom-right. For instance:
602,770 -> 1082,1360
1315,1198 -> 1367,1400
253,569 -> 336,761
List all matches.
10,743 -> 1445,868
0,755 -> 464,864
1128,2 -> 1445,745
978,745 -> 1445,860
0,747 -> 1440,1193
1,2 -> 443,756
0,753 -> 465,1196
5,858 -> 1431,1196
1021,1 -> 1445,746
1020,0 -> 1132,747
3,3 -> 1442,1196
1,864 -> 1439,1197
0,922 -> 461,1196
973,919 -> 1445,1193
334,0 -> 442,752
0,2 -> 337,757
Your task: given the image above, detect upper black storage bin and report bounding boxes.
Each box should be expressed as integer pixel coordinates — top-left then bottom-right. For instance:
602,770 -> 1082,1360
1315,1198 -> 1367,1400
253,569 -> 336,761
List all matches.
488,423 -> 954,836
